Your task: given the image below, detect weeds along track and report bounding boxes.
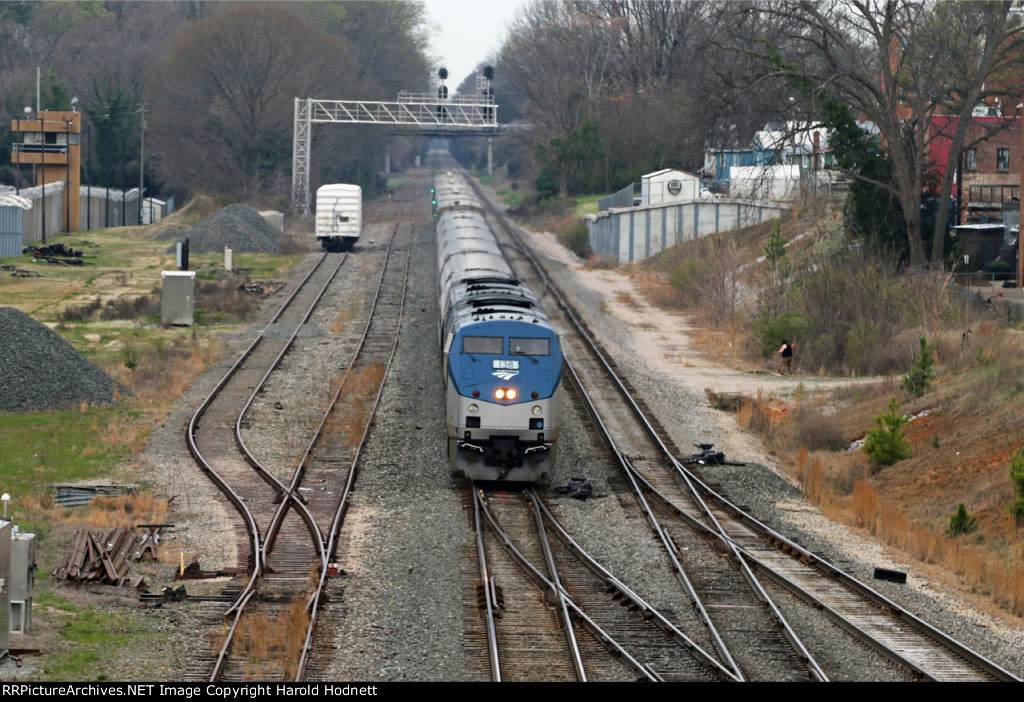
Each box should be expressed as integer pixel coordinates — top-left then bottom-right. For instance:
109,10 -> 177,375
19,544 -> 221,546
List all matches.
462,171 -> 1020,682
470,487 -> 732,682
186,207 -> 413,682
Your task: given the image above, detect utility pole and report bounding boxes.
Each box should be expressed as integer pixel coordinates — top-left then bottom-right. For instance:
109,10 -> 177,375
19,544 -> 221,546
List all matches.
138,103 -> 146,224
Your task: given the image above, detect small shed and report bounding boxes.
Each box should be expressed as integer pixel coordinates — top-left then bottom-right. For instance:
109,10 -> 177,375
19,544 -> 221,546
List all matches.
951,223 -> 1009,272
141,198 -> 167,225
641,169 -> 700,206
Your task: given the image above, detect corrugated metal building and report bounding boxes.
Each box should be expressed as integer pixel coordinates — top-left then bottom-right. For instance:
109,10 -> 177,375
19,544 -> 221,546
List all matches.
19,181 -> 65,244
79,186 -> 141,231
0,191 -> 31,258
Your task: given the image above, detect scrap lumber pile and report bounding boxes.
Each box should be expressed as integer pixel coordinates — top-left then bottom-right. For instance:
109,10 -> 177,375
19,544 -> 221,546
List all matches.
53,526 -> 142,586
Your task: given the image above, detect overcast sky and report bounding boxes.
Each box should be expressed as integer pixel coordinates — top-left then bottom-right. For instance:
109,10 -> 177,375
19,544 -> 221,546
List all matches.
423,0 -> 528,89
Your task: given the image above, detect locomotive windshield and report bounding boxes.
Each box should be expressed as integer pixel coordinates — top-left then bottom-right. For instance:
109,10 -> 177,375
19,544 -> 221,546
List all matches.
510,337 -> 550,356
463,336 -> 503,354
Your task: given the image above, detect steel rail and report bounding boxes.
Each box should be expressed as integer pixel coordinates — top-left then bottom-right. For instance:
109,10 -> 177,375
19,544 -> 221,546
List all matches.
295,216 -> 413,680
474,489 -> 663,682
474,489 -> 504,681
671,459 -> 1021,682
528,488 -> 745,683
480,178 -> 1019,683
526,492 -> 588,681
234,256 -> 351,562
209,254 -> 347,680
467,172 -> 819,681
186,252 -> 345,680
206,255 -> 349,682
558,357 -> 746,680
187,253 -> 330,578
227,253 -> 346,607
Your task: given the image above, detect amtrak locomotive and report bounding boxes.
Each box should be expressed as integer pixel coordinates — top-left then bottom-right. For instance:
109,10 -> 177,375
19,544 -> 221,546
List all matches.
435,172 -> 563,482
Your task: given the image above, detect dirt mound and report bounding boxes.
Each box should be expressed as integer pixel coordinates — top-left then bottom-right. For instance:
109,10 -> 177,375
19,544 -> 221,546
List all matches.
0,307 -> 124,413
162,204 -> 286,254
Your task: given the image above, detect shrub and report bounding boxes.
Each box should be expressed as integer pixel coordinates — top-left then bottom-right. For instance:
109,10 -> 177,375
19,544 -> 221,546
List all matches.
557,221 -> 591,258
756,310 -> 812,358
985,259 -> 1014,274
59,297 -> 103,322
788,407 -> 847,451
1010,448 -> 1024,523
100,295 -> 160,321
758,249 -> 915,374
764,220 -> 788,272
946,503 -> 977,536
900,336 -> 936,397
669,257 -> 711,306
862,397 -> 913,468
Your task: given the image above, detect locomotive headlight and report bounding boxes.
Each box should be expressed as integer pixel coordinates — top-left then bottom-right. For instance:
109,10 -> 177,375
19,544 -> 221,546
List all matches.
532,405 -> 542,415
506,388 -> 518,400
468,404 -> 479,414
494,388 -> 505,400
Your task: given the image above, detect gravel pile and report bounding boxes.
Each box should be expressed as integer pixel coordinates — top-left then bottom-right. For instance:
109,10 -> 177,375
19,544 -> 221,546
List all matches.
0,307 -> 123,413
163,204 -> 286,254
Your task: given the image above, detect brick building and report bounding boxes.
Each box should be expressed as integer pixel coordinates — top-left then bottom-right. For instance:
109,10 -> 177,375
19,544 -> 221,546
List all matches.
928,114 -> 1021,224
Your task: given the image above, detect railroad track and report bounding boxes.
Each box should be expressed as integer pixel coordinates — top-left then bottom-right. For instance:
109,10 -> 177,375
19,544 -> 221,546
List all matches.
185,205 -> 413,681
464,172 -> 1020,682
471,487 -> 735,681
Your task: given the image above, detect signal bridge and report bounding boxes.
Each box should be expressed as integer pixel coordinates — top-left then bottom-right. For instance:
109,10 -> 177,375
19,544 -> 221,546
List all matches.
292,76 -> 499,214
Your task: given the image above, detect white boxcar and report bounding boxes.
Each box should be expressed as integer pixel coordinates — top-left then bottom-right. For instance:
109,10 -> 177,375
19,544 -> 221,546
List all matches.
315,184 -> 362,251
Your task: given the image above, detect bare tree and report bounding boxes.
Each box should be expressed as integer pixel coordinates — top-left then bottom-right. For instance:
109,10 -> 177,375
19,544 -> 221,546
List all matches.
145,6 -> 358,200
755,0 -> 1024,266
503,1 -> 619,139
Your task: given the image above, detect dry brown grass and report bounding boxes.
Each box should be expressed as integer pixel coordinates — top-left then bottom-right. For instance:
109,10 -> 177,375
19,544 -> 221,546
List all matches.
109,333 -> 219,421
783,414 -> 1024,618
331,307 -> 351,334
844,478 -> 1024,616
736,389 -> 773,440
583,254 -> 618,270
283,591 -> 312,680
615,290 -> 640,309
80,492 -> 170,528
327,362 -> 387,447
17,489 -> 170,529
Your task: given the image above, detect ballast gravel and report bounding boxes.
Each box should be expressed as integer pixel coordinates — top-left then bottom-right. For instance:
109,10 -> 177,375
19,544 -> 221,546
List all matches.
0,306 -> 124,413
124,180 -> 1024,682
162,203 -> 287,254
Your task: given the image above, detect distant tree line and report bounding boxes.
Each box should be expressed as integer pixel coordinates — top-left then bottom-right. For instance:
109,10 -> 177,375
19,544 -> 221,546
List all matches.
0,1 -> 432,205
460,0 -> 1024,267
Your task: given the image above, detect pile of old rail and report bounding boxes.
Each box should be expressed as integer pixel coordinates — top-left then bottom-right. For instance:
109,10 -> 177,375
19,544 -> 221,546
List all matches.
478,175 -> 1019,683
472,487 -> 737,682
187,212 -> 412,681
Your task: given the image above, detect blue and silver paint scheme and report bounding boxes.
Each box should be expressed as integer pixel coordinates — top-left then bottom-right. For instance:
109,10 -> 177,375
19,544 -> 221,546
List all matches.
435,171 -> 563,481
444,317 -> 562,480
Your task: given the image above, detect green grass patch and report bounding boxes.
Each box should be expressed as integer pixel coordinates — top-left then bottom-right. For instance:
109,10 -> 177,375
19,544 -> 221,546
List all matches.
38,598 -> 164,681
574,193 -> 605,218
498,188 -> 524,209
0,407 -> 137,501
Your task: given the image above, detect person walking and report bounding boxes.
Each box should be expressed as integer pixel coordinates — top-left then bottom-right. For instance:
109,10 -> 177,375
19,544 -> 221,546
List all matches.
778,339 -> 795,375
